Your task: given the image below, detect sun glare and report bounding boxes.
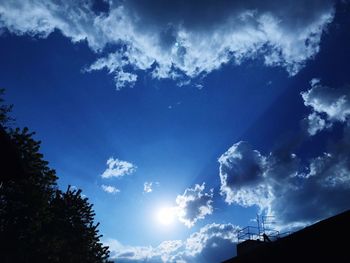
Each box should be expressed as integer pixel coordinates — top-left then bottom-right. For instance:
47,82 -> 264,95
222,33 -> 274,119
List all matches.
156,206 -> 176,226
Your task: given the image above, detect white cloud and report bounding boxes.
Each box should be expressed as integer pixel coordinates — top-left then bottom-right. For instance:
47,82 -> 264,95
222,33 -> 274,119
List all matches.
0,0 -> 335,89
101,184 -> 120,194
0,0 -> 102,48
306,112 -> 328,136
143,182 -> 153,193
218,138 -> 350,227
302,79 -> 350,135
175,183 -> 214,228
219,81 -> 350,227
86,51 -> 139,90
105,222 -> 239,263
143,182 -> 159,193
101,157 -> 136,179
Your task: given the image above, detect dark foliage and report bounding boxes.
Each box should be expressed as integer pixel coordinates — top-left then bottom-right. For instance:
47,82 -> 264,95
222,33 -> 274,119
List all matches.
0,88 -> 14,126
0,90 -> 111,263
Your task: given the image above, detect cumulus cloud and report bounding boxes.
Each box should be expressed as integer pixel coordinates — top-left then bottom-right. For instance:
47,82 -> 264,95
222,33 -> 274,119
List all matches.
101,157 -> 136,179
0,0 -> 335,89
179,223 -> 239,262
175,183 -> 214,228
306,112 -> 328,136
219,81 -> 350,227
106,239 -> 182,263
218,138 -> 350,227
105,222 -> 239,263
101,184 -> 120,194
302,79 -> 350,135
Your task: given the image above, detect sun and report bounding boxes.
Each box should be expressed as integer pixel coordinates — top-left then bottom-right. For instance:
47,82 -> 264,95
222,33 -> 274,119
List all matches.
156,206 -> 176,226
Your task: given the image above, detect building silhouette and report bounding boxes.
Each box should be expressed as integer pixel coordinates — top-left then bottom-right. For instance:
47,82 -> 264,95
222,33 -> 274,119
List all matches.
224,209 -> 350,263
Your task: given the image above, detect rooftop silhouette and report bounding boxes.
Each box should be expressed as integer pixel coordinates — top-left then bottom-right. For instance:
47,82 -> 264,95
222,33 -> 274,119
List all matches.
223,209 -> 350,263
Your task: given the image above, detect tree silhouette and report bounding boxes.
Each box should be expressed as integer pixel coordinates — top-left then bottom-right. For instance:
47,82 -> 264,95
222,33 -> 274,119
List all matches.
0,88 -> 13,126
0,90 -> 111,263
46,186 -> 111,263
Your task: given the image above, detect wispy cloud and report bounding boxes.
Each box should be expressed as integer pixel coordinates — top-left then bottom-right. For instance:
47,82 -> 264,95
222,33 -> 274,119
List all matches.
143,182 -> 153,193
101,157 -> 136,179
0,0 -> 335,89
143,181 -> 159,194
101,184 -> 120,194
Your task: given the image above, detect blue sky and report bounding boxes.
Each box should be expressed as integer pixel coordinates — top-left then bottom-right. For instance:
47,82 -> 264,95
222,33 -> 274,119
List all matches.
1,1 -> 350,262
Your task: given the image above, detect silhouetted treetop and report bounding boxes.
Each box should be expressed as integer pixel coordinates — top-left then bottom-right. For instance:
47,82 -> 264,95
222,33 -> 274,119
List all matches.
0,89 -> 111,263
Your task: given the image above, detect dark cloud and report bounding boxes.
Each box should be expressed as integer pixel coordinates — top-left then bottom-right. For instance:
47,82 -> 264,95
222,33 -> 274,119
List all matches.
273,125 -> 350,223
219,141 -> 266,189
122,0 -> 333,31
195,236 -> 237,263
